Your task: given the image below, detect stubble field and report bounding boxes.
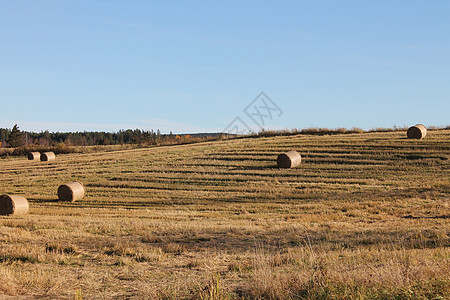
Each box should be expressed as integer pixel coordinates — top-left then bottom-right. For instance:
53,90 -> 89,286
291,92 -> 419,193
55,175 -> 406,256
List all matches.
0,130 -> 449,299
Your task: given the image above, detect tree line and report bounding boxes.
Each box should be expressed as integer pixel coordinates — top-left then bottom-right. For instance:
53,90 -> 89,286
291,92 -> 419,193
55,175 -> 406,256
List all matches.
0,125 -> 225,149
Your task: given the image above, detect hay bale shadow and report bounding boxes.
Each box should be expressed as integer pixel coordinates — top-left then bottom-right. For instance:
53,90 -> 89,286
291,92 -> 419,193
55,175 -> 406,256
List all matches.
231,165 -> 277,171
27,197 -> 60,203
402,214 -> 449,219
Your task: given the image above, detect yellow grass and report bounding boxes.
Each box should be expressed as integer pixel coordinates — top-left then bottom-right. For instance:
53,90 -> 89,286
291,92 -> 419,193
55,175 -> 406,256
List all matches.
0,130 -> 449,299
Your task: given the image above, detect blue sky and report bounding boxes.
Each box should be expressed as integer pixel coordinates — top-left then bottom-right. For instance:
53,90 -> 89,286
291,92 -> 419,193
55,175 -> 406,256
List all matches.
1,1 -> 449,133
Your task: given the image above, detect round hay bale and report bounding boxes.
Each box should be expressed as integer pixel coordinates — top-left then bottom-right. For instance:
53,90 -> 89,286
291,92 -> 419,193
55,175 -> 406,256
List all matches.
407,124 -> 427,139
28,152 -> 41,160
0,195 -> 29,215
58,182 -> 85,202
41,151 -> 56,161
277,150 -> 301,168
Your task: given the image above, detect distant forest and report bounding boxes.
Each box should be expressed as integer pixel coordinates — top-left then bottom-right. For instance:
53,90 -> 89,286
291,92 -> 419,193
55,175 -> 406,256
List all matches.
2,124 -> 448,153
0,125 -> 226,149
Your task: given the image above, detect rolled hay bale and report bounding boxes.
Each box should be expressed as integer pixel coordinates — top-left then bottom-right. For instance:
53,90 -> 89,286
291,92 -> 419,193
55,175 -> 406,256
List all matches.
0,195 -> 29,215
28,152 -> 41,161
41,151 -> 56,161
58,182 -> 85,202
277,150 -> 302,168
407,124 -> 427,139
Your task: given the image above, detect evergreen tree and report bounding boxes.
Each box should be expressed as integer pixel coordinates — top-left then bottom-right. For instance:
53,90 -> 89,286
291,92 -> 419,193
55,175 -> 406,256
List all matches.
7,124 -> 23,148
0,128 -> 9,147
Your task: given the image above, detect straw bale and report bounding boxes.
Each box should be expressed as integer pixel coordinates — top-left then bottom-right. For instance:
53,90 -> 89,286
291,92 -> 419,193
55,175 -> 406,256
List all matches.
407,124 -> 427,139
0,195 -> 29,215
277,150 -> 301,168
41,152 -> 56,161
28,152 -> 41,160
58,182 -> 85,202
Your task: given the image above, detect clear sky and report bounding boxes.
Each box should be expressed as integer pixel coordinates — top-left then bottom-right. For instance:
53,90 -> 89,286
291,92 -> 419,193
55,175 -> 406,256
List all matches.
1,1 -> 449,133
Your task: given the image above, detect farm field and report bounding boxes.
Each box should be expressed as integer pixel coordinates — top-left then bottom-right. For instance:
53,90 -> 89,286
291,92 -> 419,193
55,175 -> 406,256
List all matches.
0,130 -> 449,299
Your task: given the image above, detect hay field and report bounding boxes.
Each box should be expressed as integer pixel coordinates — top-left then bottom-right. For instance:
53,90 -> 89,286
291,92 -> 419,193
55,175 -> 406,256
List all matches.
0,130 -> 449,299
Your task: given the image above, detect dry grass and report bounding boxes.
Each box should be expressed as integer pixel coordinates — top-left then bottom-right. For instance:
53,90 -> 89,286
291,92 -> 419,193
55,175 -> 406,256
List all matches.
0,130 -> 449,299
